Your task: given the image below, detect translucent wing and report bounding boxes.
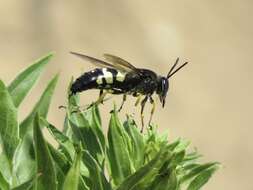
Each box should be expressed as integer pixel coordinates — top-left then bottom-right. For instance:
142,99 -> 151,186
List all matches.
103,53 -> 138,72
70,51 -> 115,68
70,52 -> 130,72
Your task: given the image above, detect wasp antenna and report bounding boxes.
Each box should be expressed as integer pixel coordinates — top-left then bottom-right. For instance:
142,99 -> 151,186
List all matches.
70,51 -> 83,57
167,61 -> 188,79
167,57 -> 179,78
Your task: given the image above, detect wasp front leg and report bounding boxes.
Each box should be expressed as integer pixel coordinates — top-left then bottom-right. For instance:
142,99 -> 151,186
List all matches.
148,96 -> 155,128
140,96 -> 148,133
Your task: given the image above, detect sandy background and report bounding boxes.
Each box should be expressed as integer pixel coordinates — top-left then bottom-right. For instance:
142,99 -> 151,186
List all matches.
1,0 -> 253,189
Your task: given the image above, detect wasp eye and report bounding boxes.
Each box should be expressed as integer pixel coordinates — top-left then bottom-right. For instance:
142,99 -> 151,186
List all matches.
157,77 -> 168,106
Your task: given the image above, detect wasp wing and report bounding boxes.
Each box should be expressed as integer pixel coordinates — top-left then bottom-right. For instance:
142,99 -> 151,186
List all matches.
103,53 -> 138,72
70,52 -> 130,72
70,52 -> 115,68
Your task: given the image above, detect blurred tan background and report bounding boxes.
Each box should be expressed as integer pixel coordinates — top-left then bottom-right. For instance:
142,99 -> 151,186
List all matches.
1,0 -> 253,189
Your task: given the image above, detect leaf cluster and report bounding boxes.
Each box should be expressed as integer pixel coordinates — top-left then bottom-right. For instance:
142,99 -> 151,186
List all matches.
0,53 -> 219,190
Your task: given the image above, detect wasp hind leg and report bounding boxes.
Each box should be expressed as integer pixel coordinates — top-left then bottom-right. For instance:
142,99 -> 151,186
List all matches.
140,96 -> 148,133
148,96 -> 156,129
118,94 -> 127,112
87,90 -> 107,109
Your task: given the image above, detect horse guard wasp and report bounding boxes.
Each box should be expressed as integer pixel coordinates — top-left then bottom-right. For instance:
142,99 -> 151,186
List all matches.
70,52 -> 188,132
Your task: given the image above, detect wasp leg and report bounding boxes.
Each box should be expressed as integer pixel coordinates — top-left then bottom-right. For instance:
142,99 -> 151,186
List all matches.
148,96 -> 155,128
99,90 -> 104,104
58,105 -> 67,109
87,91 -> 107,109
118,94 -> 127,112
134,95 -> 142,107
140,96 -> 148,133
95,91 -> 107,105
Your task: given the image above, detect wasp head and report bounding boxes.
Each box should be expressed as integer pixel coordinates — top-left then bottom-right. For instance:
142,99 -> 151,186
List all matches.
157,77 -> 169,107
157,58 -> 188,107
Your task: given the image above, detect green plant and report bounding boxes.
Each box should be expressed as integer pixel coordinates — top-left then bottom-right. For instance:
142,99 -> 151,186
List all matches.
0,53 -> 219,190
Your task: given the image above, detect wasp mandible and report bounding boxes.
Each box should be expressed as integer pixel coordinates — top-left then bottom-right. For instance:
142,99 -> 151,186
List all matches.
70,52 -> 188,132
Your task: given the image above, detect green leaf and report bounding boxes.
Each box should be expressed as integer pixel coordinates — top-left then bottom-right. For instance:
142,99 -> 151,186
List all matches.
48,144 -> 69,190
62,78 -> 76,138
123,117 -> 145,170
19,73 -> 59,138
42,118 -> 75,161
69,113 -> 104,167
116,149 -> 170,190
12,178 -> 34,190
0,170 -> 10,190
83,105 -> 101,129
183,151 -> 202,163
0,152 -> 12,185
149,170 -> 178,190
0,80 -> 20,162
12,135 -> 35,185
174,139 -> 190,153
33,113 -> 57,190
13,74 -> 59,184
8,53 -> 53,108
107,110 -> 134,186
187,165 -> 219,190
67,84 -> 105,155
63,150 -> 82,190
180,162 -> 219,183
79,178 -> 90,190
89,106 -> 106,154
82,150 -> 112,190
169,150 -> 185,169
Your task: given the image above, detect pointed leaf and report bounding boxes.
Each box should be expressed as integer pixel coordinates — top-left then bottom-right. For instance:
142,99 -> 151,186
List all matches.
12,135 -> 35,184
0,151 -> 12,185
88,106 -> 105,155
123,117 -> 145,169
0,80 -> 20,162
12,178 -> 34,190
62,78 -> 76,138
33,113 -> 57,190
187,165 -> 219,190
69,115 -> 104,167
181,162 -> 219,183
63,150 -> 82,190
0,170 -> 10,190
149,170 -> 178,190
47,143 -> 70,173
19,73 -> 59,138
13,74 -> 59,184
48,144 -> 69,190
8,53 -> 53,107
107,110 -> 134,186
42,118 -> 75,161
116,149 -> 170,190
82,150 -> 112,190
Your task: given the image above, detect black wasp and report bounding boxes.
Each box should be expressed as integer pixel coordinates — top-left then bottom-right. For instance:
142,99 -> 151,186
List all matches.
70,52 -> 188,132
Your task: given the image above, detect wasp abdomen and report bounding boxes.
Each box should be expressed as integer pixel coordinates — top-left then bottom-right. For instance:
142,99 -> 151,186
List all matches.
71,68 -> 127,94
71,68 -> 103,94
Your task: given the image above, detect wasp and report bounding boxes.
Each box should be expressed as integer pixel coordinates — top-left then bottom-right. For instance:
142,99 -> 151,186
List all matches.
70,52 -> 188,132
